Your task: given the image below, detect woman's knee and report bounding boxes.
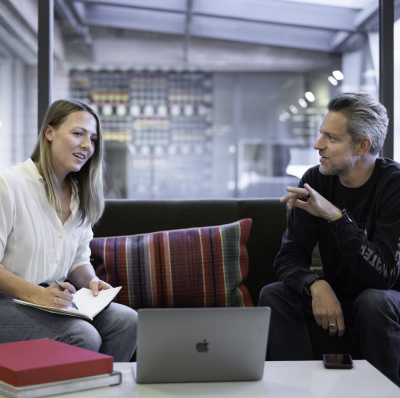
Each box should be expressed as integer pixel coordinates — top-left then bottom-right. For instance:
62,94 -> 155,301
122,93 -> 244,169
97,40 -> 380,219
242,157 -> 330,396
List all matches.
111,304 -> 137,334
62,321 -> 102,352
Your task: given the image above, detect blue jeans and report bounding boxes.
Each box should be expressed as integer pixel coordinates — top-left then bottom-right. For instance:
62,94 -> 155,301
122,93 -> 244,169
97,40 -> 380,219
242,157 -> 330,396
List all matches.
0,294 -> 137,362
259,282 -> 400,385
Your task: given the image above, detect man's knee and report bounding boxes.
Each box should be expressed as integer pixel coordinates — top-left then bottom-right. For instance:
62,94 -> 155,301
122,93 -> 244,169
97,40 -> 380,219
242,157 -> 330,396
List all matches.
355,289 -> 397,319
259,282 -> 285,307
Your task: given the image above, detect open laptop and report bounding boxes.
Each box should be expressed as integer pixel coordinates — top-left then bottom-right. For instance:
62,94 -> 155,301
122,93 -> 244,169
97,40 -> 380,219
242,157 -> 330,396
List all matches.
134,307 -> 271,384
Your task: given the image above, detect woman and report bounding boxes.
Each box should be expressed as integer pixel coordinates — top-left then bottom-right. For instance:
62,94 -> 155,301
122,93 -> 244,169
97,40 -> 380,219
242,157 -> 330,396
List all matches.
0,99 -> 137,361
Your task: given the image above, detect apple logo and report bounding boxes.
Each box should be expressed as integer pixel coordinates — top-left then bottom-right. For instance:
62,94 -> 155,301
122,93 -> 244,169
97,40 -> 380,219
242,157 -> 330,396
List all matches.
196,339 -> 209,353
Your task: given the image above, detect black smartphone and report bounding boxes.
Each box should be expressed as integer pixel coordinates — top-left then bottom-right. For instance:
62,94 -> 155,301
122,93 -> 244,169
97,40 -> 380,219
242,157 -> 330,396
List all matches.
323,354 -> 353,369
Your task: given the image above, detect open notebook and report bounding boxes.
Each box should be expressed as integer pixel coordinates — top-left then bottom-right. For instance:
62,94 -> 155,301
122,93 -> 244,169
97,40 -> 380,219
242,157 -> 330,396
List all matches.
13,287 -> 122,321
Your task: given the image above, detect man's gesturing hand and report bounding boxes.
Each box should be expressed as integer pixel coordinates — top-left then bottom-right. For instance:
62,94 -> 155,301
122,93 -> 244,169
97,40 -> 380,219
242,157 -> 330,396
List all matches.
310,280 -> 345,337
280,183 -> 342,221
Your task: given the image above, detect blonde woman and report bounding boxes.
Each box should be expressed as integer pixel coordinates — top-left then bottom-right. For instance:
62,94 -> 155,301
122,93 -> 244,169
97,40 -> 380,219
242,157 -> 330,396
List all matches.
0,99 -> 137,361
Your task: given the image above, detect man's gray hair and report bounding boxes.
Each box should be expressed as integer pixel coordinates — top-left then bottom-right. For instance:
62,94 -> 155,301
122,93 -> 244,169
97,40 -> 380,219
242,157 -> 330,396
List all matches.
327,93 -> 388,155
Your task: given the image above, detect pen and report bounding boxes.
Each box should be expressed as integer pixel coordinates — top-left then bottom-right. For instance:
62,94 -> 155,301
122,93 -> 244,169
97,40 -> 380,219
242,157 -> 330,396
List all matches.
54,279 -> 79,310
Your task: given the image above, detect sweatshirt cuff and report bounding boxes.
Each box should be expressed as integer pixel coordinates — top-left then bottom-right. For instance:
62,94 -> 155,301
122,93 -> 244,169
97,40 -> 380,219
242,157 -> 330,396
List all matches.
295,272 -> 318,296
330,219 -> 360,245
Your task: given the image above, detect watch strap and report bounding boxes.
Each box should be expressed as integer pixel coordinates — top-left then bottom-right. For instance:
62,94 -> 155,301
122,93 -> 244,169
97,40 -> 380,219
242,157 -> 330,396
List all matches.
303,274 -> 322,295
328,209 -> 353,228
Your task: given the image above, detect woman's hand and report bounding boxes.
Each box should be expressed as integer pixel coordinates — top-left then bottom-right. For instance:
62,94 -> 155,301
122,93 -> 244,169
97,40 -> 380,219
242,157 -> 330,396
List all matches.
88,276 -> 112,297
37,282 -> 76,309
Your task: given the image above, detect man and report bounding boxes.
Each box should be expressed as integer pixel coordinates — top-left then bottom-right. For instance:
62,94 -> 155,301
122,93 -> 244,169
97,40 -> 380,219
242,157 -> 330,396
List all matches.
259,92 -> 400,384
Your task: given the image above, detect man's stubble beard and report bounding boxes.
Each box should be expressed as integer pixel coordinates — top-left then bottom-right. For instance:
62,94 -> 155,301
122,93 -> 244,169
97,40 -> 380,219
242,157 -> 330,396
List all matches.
319,156 -> 358,176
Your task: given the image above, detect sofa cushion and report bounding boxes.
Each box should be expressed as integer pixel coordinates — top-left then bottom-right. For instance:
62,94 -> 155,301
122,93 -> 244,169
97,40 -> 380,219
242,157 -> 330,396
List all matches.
90,219 -> 253,309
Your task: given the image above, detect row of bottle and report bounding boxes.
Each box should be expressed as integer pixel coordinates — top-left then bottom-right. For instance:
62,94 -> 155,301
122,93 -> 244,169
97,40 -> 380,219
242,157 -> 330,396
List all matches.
129,144 -> 213,155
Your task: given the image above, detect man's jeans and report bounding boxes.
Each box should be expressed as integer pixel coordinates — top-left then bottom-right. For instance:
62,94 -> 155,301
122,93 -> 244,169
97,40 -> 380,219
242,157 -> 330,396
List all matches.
259,282 -> 400,385
0,294 -> 137,361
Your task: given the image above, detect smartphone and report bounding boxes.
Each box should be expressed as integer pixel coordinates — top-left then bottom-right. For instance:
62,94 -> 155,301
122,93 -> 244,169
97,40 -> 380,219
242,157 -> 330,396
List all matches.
323,354 -> 353,369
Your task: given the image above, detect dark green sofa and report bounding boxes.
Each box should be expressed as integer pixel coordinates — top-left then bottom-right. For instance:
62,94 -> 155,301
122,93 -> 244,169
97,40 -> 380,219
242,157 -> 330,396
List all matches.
92,199 -> 360,360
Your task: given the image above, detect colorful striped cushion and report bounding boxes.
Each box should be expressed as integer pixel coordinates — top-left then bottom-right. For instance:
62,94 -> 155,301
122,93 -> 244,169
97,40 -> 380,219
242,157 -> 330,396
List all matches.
90,219 -> 253,308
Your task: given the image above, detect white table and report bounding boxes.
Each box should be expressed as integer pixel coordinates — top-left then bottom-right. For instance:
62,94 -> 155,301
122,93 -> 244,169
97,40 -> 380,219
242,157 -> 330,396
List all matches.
20,361 -> 400,398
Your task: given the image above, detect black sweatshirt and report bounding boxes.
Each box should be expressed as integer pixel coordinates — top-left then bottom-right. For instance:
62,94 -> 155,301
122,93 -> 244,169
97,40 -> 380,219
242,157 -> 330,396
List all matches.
274,158 -> 400,298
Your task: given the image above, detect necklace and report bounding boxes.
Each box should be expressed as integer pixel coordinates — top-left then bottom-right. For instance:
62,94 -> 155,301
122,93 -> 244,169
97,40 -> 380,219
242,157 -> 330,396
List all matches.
60,182 -> 71,203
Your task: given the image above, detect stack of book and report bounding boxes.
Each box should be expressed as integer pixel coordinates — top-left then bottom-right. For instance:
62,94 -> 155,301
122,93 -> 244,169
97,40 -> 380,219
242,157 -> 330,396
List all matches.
0,339 -> 121,398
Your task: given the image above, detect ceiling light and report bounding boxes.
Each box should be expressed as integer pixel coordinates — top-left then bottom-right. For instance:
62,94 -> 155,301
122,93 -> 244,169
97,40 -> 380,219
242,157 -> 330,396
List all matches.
283,111 -> 291,120
0,121 -> 2,128
279,115 -> 286,122
305,92 -> 315,102
289,105 -> 298,114
332,70 -> 344,80
328,76 -> 338,86
298,98 -> 308,108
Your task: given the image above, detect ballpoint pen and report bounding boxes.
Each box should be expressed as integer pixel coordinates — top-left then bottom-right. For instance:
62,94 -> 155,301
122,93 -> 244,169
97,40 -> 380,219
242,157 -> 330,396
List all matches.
54,279 -> 79,310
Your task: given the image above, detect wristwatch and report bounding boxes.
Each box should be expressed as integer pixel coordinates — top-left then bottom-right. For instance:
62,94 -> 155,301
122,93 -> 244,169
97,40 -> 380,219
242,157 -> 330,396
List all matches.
328,209 -> 353,229
303,274 -> 323,295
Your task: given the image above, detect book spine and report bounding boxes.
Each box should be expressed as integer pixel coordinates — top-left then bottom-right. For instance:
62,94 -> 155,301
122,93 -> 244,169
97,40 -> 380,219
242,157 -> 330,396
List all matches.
17,358 -> 113,387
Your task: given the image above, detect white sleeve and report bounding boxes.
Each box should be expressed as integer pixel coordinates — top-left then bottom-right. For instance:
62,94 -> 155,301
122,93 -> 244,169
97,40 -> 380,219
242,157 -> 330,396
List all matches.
0,177 -> 14,267
68,223 -> 94,274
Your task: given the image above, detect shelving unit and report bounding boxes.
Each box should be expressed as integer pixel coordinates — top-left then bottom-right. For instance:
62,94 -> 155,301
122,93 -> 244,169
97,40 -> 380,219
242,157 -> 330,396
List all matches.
69,70 -> 213,199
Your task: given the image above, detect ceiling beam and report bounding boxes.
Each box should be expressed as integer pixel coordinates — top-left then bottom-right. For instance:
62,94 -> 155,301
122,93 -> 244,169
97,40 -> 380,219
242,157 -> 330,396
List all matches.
0,43 -> 13,60
84,4 -> 336,52
56,0 -> 92,44
0,2 -> 37,53
0,24 -> 36,64
331,1 -> 381,50
4,0 -> 65,61
79,0 -> 358,32
76,0 -> 186,13
191,15 -> 334,52
193,0 -> 358,32
355,0 -> 379,30
84,5 -> 185,34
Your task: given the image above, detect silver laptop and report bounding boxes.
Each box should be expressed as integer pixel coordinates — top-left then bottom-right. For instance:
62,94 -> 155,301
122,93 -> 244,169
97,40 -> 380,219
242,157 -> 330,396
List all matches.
134,307 -> 271,384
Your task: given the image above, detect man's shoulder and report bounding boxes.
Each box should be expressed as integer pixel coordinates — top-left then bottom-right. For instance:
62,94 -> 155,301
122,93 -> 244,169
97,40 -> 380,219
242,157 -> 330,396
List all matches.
376,157 -> 400,171
375,158 -> 400,183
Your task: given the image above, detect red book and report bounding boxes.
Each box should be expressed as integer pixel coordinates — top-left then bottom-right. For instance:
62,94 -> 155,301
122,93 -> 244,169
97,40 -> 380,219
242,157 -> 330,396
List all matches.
0,339 -> 113,387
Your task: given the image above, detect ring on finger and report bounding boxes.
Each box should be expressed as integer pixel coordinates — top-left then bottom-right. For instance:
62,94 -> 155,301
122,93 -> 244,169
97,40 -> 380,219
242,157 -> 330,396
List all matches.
55,297 -> 58,305
328,324 -> 337,331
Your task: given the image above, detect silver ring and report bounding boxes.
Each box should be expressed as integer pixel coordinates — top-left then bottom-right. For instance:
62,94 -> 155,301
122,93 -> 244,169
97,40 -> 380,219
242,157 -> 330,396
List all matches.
55,297 -> 58,305
329,324 -> 336,330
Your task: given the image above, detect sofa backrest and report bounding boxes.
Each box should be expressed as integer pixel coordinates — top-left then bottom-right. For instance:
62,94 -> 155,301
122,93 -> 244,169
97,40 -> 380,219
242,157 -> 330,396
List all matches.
93,199 -> 288,306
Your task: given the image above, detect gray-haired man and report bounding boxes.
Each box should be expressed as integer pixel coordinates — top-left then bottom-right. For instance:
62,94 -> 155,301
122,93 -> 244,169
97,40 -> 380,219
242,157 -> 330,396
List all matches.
259,93 -> 400,384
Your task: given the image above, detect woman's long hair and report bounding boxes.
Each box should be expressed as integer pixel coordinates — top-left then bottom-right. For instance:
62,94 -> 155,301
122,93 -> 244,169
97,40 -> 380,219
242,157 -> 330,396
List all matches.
31,99 -> 105,226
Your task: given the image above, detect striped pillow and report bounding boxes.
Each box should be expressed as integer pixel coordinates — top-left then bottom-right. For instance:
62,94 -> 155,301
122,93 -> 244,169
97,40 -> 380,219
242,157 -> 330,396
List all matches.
90,219 -> 253,308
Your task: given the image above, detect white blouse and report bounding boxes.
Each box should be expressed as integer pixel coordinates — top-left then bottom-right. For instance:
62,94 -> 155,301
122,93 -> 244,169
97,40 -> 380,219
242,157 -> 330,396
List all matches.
0,159 -> 92,285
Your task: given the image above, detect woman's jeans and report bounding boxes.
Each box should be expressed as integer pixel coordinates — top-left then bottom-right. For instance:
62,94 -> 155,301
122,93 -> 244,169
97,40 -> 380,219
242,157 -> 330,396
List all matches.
0,294 -> 137,362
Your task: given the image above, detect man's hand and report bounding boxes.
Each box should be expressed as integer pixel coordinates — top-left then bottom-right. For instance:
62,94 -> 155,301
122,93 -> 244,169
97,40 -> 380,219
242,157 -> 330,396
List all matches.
310,280 -> 345,337
281,183 -> 342,221
88,277 -> 112,297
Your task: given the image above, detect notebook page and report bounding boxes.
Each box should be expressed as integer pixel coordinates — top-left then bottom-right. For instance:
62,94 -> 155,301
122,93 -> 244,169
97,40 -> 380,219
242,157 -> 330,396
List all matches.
73,287 -> 122,317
